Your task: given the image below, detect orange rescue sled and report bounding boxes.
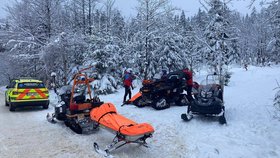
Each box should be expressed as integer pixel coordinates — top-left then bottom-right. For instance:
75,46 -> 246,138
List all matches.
122,92 -> 142,106
90,103 -> 154,155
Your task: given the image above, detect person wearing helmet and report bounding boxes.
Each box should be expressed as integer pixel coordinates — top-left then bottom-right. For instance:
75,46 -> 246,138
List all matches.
123,68 -> 135,103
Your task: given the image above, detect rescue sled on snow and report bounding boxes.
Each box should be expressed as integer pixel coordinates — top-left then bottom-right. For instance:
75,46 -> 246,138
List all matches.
90,103 -> 154,156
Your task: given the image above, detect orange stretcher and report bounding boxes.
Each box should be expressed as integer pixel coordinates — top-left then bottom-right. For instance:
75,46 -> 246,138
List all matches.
90,103 -> 154,155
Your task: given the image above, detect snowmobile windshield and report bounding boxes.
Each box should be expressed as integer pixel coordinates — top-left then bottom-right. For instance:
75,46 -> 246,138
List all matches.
200,77 -> 219,91
74,85 -> 86,95
199,81 -> 213,92
58,85 -> 72,95
200,78 -> 218,86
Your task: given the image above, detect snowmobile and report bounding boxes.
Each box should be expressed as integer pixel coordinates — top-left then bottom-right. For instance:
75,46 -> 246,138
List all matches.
90,102 -> 154,157
124,70 -> 189,110
181,73 -> 227,124
46,67 -> 103,134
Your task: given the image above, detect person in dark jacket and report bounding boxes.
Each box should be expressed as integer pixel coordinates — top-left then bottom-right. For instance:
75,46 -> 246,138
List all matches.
161,69 -> 168,80
183,68 -> 194,101
123,68 -> 135,103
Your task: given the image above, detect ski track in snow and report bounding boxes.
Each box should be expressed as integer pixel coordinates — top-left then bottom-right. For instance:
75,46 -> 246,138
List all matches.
0,66 -> 280,158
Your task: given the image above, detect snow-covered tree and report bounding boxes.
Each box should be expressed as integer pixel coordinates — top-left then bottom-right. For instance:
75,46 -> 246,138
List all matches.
267,2 -> 280,63
41,32 -> 87,86
192,8 -> 209,37
84,35 -> 122,94
135,0 -> 175,79
201,0 -> 235,74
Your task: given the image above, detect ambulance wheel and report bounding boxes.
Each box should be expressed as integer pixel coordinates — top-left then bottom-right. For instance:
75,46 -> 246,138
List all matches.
5,95 -> 9,106
9,102 -> 16,112
43,101 -> 49,109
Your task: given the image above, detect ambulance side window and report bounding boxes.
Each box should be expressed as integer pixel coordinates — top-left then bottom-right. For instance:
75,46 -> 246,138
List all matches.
10,81 -> 16,88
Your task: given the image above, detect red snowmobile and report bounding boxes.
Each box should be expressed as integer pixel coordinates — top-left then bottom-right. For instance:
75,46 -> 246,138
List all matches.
123,70 -> 189,110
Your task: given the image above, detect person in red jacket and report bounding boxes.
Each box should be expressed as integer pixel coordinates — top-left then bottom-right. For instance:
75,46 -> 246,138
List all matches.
183,68 -> 194,101
123,68 -> 135,103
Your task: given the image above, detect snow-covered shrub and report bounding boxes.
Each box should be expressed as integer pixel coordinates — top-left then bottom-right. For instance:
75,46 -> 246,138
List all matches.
224,71 -> 232,86
41,32 -> 87,86
84,35 -> 124,94
274,81 -> 280,119
91,74 -> 117,95
274,90 -> 280,108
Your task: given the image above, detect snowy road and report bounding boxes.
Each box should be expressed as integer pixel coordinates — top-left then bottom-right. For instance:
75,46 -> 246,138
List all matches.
0,94 -> 101,158
0,66 -> 280,158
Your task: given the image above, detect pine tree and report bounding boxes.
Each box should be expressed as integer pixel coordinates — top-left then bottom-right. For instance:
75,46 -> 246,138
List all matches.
269,1 -> 280,63
135,0 -> 175,79
203,0 -> 234,74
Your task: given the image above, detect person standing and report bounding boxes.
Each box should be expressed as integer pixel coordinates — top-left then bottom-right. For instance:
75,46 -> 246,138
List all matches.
160,69 -> 168,80
244,64 -> 248,71
123,68 -> 135,103
183,68 -> 194,101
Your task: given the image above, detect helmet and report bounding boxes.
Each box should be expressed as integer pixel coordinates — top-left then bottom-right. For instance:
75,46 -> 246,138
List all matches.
80,76 -> 86,81
127,68 -> 133,73
162,69 -> 167,74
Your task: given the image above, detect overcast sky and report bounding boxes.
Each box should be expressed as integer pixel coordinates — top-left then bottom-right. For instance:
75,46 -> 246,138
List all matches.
0,0 -> 262,19
114,0 -> 263,18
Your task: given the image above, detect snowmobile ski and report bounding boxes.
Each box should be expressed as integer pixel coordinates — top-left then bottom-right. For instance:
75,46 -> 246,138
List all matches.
218,114 -> 227,125
46,113 -> 57,123
181,113 -> 193,121
93,142 -> 114,158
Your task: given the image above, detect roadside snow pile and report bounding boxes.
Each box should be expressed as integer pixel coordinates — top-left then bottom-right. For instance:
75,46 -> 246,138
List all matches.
0,86 -> 6,94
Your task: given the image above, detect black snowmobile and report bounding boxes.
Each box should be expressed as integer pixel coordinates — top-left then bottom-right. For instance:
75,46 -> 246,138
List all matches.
47,71 -> 103,134
181,73 -> 227,124
125,71 -> 189,110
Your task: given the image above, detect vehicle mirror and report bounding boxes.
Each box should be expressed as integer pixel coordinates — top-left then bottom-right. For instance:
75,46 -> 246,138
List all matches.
6,85 -> 9,89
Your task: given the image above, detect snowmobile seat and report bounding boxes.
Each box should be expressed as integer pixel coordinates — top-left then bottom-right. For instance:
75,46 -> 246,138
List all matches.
166,75 -> 181,87
74,95 -> 86,103
69,102 -> 92,112
142,79 -> 154,85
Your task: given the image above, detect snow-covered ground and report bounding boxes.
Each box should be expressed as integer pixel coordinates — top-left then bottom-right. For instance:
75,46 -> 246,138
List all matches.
0,65 -> 280,158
